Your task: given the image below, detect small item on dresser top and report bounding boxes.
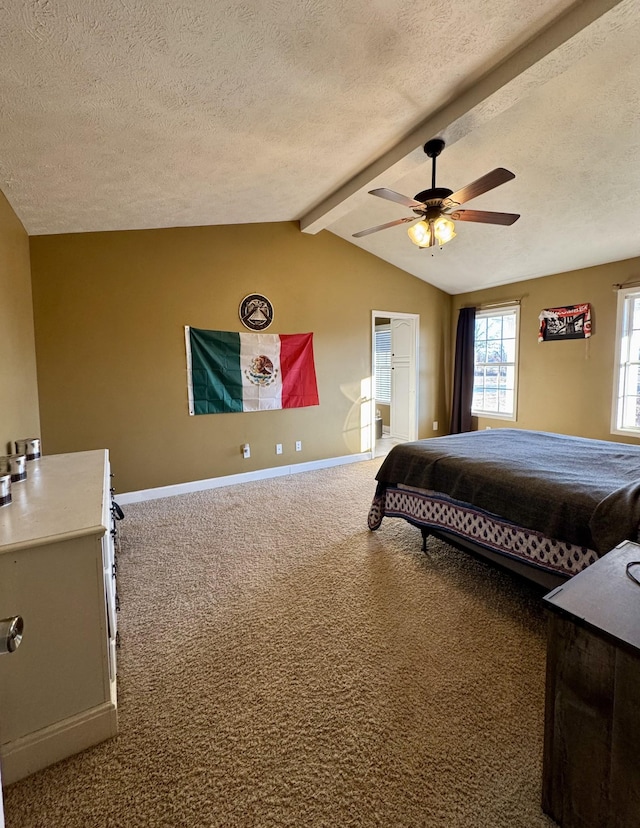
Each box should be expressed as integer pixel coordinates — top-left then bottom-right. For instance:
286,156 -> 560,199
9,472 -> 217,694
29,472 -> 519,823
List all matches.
0,473 -> 11,506
0,454 -> 27,482
15,437 -> 41,460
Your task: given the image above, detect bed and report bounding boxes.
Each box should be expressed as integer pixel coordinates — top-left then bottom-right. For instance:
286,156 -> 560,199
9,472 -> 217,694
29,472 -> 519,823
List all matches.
368,429 -> 640,589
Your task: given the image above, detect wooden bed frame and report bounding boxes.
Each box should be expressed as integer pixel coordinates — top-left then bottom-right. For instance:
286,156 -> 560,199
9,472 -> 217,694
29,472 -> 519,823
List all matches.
417,526 -> 568,591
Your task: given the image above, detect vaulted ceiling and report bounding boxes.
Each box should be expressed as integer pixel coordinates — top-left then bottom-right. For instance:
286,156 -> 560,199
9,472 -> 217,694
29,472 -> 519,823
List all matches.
0,0 -> 638,293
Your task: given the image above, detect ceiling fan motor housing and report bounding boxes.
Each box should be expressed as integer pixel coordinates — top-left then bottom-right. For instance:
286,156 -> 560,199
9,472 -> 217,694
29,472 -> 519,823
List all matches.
412,187 -> 453,210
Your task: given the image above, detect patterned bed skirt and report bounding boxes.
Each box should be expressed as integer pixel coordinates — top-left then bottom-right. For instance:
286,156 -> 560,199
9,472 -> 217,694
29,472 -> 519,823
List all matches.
368,484 -> 598,578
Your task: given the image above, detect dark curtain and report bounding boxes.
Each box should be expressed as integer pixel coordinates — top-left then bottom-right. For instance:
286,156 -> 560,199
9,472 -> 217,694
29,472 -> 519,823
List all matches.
449,306 -> 476,434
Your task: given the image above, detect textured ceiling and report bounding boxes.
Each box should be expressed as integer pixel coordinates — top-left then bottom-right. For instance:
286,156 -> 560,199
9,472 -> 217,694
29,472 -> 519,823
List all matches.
0,0 -> 638,294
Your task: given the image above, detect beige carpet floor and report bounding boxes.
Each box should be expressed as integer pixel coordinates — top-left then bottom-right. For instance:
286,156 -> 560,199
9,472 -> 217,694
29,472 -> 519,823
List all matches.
3,458 -> 556,827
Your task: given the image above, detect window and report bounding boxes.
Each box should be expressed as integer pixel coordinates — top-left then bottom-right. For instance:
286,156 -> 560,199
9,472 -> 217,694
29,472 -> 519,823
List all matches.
612,287 -> 640,434
472,306 -> 519,419
374,325 -> 391,404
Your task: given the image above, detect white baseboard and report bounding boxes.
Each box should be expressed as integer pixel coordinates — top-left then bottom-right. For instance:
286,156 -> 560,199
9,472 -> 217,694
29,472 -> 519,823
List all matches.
117,452 -> 372,505
1,702 -> 118,785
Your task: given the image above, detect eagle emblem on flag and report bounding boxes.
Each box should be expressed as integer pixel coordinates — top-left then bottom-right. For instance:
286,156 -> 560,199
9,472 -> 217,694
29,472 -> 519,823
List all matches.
245,355 -> 278,386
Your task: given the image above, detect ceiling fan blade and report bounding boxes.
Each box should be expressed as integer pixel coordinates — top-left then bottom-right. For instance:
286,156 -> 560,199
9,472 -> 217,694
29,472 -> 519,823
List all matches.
368,188 -> 424,209
448,209 -> 520,226
442,168 -> 515,209
352,216 -> 417,238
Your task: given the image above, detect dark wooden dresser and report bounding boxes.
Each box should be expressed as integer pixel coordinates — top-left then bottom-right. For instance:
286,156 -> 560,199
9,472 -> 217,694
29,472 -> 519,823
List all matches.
542,540 -> 640,827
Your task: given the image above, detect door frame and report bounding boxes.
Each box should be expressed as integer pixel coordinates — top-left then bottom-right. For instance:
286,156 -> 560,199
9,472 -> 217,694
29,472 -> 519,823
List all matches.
370,310 -> 419,456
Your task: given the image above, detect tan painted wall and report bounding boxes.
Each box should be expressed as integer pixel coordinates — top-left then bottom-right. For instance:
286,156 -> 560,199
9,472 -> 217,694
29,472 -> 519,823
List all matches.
30,222 -> 451,493
0,192 -> 40,454
451,256 -> 640,443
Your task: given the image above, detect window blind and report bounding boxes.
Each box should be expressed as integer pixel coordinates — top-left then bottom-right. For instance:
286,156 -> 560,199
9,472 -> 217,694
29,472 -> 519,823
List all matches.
375,326 -> 391,404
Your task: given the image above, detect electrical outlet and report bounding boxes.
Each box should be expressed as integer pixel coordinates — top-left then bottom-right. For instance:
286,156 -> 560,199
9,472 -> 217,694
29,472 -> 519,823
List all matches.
276,443 -> 283,455
432,421 -> 438,431
242,443 -> 250,459
295,440 -> 302,452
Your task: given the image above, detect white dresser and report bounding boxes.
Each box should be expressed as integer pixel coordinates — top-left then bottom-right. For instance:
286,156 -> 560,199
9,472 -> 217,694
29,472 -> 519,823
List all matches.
0,450 -> 118,784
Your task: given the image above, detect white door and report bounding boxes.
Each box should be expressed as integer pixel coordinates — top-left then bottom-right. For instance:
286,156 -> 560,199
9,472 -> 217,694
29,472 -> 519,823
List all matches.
391,317 -> 417,441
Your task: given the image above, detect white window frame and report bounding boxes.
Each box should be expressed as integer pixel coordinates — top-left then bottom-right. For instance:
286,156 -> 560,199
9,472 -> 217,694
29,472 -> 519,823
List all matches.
611,286 -> 640,435
471,305 -> 520,421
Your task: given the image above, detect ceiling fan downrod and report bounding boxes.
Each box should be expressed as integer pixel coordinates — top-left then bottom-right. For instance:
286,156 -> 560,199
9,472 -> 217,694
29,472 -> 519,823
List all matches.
413,139 -> 452,206
424,138 -> 445,189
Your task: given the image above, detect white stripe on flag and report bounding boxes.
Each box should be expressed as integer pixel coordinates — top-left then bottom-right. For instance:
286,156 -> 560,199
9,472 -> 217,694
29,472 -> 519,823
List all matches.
239,333 -> 283,411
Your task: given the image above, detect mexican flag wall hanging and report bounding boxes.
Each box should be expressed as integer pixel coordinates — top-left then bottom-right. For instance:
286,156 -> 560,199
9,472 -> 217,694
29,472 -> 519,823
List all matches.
185,327 -> 319,415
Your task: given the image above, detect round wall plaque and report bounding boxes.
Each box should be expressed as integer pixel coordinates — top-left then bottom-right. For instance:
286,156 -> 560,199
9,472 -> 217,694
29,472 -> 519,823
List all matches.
239,294 -> 274,331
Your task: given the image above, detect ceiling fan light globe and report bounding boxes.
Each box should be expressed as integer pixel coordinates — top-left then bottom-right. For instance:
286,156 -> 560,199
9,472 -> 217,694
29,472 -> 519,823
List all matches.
433,216 -> 456,244
408,220 -> 431,247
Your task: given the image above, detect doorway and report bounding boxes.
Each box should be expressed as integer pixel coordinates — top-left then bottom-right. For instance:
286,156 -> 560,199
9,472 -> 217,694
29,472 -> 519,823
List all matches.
371,311 -> 419,456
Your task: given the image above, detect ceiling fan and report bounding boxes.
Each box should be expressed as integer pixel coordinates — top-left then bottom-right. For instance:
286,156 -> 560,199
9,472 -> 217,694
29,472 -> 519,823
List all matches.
353,138 -> 520,248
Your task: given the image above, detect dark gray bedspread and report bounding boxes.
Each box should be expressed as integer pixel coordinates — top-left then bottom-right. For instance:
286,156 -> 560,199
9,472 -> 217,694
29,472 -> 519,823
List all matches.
375,429 -> 640,552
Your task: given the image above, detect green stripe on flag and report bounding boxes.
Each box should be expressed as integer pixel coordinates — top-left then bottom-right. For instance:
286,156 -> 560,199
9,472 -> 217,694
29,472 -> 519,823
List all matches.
189,328 -> 243,413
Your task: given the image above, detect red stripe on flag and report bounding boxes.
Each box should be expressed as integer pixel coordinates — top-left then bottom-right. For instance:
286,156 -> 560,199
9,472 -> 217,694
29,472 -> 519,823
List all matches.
280,333 -> 319,409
